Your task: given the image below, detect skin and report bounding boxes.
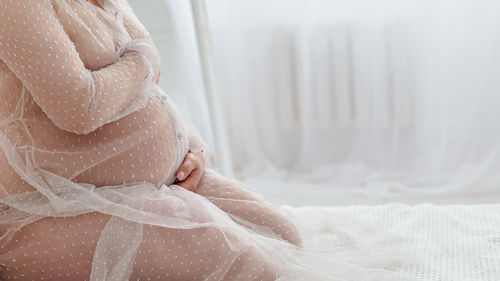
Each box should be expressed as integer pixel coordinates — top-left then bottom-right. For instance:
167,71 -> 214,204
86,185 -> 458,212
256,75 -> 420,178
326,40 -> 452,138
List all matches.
176,150 -> 206,191
88,0 -> 103,9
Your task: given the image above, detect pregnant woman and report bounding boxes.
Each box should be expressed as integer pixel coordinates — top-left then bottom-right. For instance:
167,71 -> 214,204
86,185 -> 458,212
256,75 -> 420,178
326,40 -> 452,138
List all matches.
0,0 -> 304,280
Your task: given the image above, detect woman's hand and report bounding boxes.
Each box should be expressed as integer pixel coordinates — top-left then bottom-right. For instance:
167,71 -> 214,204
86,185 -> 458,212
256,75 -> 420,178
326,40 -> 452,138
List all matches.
155,69 -> 161,85
175,151 -> 205,191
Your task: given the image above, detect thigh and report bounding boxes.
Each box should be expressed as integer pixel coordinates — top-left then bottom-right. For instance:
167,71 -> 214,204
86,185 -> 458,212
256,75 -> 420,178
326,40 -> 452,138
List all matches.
0,212 -> 110,281
0,210 -> 277,281
130,224 -> 277,281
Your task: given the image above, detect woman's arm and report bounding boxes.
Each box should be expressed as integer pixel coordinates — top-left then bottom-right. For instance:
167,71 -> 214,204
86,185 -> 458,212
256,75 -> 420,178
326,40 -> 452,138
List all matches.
119,0 -> 150,40
175,123 -> 212,191
119,0 -> 162,82
0,0 -> 153,134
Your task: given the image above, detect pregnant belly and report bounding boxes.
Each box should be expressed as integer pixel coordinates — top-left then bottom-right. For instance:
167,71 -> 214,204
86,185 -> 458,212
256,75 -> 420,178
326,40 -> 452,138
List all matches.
72,97 -> 182,187
8,96 -> 183,190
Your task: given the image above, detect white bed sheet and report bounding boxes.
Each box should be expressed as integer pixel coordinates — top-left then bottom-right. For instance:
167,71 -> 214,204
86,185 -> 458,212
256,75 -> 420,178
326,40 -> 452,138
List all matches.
286,204 -> 500,281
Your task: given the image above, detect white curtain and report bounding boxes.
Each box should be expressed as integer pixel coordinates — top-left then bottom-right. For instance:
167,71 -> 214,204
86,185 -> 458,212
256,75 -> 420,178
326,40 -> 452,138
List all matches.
204,0 -> 500,198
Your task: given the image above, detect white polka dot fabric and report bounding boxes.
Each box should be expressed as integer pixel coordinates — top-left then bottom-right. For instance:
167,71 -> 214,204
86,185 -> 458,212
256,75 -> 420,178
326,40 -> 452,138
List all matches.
0,0 -> 413,280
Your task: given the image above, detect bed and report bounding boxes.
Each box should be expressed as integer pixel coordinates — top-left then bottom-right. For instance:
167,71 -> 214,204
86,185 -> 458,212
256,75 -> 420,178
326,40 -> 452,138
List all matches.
286,204 -> 500,281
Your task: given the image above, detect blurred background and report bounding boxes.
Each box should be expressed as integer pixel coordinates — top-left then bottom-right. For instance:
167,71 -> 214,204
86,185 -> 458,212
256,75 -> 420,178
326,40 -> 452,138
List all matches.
129,0 -> 500,206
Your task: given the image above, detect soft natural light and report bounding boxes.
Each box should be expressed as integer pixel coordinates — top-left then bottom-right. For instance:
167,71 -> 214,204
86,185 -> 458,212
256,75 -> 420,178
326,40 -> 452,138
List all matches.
0,0 -> 498,280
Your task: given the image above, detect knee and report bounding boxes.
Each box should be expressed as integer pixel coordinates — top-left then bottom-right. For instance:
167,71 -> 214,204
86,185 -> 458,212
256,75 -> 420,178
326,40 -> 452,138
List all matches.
273,212 -> 303,248
251,205 -> 304,248
223,246 -> 278,281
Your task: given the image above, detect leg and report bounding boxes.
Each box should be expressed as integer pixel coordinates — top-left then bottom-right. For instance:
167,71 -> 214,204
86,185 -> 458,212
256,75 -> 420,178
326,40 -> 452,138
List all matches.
0,212 -> 277,281
131,224 -> 277,281
195,169 -> 303,248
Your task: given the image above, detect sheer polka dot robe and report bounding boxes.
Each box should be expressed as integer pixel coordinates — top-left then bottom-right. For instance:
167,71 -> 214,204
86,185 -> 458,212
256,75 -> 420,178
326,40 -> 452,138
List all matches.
0,0 -> 303,280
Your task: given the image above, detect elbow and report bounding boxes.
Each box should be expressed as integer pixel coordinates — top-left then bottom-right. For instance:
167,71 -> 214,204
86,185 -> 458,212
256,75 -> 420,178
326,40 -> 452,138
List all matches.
50,114 -> 101,135
68,121 -> 100,135
45,99 -> 102,135
62,77 -> 103,134
55,102 -> 102,135
30,73 -> 104,134
35,99 -> 101,135
68,108 -> 105,134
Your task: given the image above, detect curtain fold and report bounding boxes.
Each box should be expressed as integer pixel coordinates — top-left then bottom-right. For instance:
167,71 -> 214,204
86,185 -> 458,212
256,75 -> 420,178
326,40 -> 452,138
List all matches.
204,0 -> 500,197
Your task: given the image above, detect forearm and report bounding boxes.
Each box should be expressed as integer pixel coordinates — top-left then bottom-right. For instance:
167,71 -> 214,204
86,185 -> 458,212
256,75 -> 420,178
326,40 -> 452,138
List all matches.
0,0 -> 160,135
76,50 -> 151,134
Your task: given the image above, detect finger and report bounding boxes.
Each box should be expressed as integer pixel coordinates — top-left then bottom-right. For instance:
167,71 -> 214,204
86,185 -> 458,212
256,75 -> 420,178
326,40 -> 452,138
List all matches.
155,69 -> 161,84
195,150 -> 205,165
178,168 -> 203,191
176,153 -> 196,181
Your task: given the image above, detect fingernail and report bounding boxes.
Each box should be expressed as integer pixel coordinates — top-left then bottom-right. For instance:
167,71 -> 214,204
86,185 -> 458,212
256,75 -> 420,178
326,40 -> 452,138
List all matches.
177,171 -> 184,180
